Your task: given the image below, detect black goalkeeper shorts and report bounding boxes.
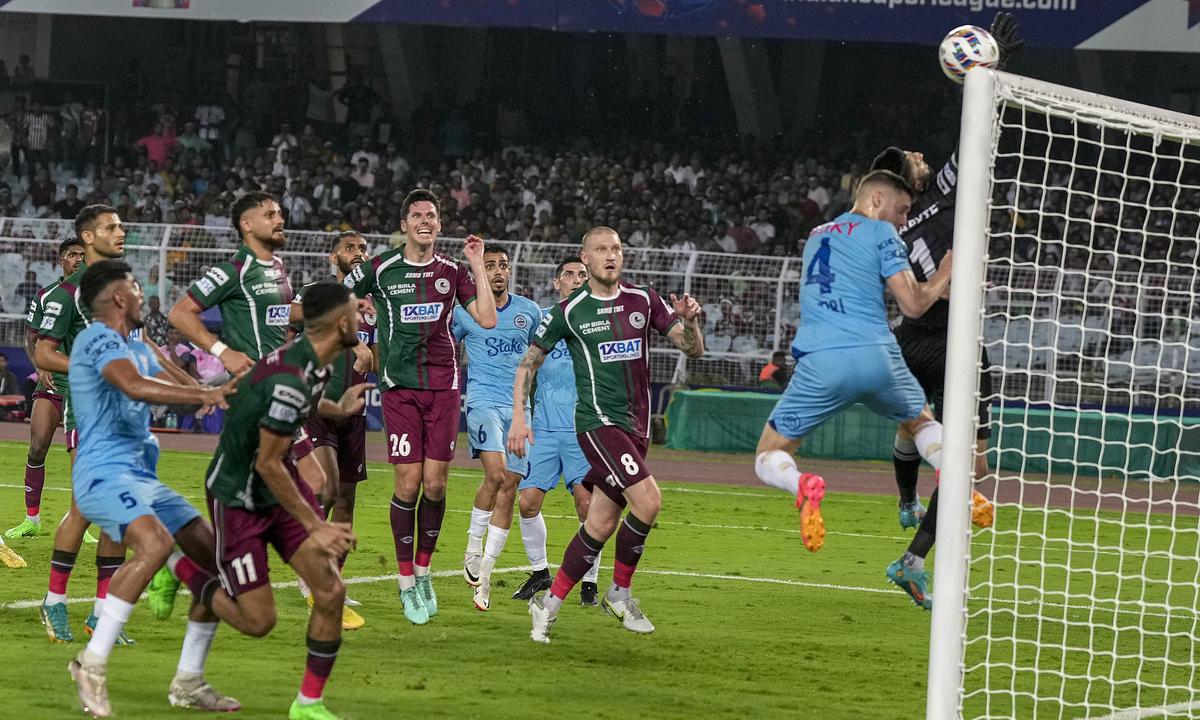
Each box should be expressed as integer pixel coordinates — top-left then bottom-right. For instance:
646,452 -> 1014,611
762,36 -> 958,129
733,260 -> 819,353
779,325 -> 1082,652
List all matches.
894,322 -> 994,440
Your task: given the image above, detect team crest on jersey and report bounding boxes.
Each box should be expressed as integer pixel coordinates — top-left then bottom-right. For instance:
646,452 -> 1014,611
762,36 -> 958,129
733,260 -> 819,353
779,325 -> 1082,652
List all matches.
364,313 -> 377,327
514,313 -> 529,330
629,311 -> 646,329
435,278 -> 451,294
598,338 -> 642,363
265,304 -> 292,326
401,302 -> 444,323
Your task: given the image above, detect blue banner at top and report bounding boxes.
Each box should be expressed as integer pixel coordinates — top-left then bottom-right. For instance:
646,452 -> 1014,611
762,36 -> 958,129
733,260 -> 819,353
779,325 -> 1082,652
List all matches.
1,0 -> 1195,51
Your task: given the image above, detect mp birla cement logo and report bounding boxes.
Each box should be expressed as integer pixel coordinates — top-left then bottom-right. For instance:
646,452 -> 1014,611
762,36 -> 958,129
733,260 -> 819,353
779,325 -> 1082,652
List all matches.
598,338 -> 642,363
400,302 -> 444,323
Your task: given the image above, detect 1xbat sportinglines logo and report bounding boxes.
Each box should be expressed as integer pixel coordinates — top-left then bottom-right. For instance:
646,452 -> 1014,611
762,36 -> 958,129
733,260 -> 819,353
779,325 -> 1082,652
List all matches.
598,338 -> 642,363
400,302 -> 444,323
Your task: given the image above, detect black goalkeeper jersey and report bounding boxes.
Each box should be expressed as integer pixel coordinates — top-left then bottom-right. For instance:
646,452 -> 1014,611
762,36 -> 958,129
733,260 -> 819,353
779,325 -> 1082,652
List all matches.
898,152 -> 959,330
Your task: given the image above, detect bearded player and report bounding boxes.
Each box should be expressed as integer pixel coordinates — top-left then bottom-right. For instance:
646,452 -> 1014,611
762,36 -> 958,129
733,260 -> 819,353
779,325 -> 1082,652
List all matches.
509,226 -> 704,643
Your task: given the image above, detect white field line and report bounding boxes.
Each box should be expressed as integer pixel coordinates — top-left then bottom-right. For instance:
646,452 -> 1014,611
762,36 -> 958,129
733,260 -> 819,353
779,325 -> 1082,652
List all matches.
0,483 -> 1158,556
1078,700 -> 1200,720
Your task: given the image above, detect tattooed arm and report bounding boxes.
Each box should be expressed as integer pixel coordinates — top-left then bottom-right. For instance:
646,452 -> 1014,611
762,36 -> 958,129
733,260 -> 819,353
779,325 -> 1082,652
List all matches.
506,343 -> 547,458
666,292 -> 705,359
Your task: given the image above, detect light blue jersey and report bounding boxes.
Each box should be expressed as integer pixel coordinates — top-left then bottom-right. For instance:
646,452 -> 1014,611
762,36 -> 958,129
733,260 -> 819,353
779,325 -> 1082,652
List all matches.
69,322 -> 199,541
791,212 -> 911,357
70,323 -> 162,474
532,308 -> 576,432
453,293 -> 541,410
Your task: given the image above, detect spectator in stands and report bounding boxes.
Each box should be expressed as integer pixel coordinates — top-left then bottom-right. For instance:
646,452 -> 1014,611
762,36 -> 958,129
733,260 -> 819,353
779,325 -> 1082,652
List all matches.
350,137 -> 380,172
194,93 -> 227,160
758,351 -> 790,391
0,353 -> 18,397
136,122 -> 178,168
78,96 -> 105,173
142,294 -> 170,346
12,54 -> 33,86
52,183 -> 85,220
281,179 -> 313,228
0,184 -> 18,217
176,122 -> 212,156
28,167 -> 56,215
350,157 -> 375,189
14,270 -> 39,311
336,71 -> 380,141
24,103 -> 53,176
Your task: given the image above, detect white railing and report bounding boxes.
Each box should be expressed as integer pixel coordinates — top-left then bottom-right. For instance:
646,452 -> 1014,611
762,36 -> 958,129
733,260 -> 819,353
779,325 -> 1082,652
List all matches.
0,218 -> 793,388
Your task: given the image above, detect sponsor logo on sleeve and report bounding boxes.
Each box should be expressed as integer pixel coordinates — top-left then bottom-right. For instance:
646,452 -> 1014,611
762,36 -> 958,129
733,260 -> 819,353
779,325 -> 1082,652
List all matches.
346,265 -> 364,286
268,400 -> 298,423
629,311 -> 646,329
205,267 -> 230,285
195,278 -> 216,296
400,302 -> 444,323
26,300 -> 36,324
265,304 -> 292,327
43,301 -> 63,317
434,277 -> 451,294
597,338 -> 642,363
272,384 -> 307,408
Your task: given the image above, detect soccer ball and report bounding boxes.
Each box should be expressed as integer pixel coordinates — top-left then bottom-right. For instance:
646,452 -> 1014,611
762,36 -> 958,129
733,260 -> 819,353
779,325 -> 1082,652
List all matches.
938,25 -> 1000,84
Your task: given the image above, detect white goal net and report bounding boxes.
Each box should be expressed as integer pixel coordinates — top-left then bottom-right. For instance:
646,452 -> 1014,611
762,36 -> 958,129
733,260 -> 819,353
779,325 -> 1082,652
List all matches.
930,70 -> 1200,720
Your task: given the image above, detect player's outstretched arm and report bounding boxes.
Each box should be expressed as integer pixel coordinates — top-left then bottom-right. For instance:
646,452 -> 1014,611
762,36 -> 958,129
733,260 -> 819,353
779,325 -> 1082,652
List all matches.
145,337 -> 198,388
667,292 -> 705,359
168,295 -> 253,374
101,358 -> 235,408
507,343 -> 548,458
886,250 -> 954,319
256,429 -> 355,557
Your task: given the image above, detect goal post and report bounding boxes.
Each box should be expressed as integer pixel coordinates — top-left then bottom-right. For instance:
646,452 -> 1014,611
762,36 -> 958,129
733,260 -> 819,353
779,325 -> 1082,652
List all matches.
929,69 -> 1200,719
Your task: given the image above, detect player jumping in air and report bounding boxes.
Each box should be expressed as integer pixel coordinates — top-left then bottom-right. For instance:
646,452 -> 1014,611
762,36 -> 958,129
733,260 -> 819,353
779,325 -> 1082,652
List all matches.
345,188 -> 497,625
872,11 -> 1022,608
509,226 -> 704,643
454,244 -> 541,611
6,238 -> 83,540
753,171 -> 953,554
509,258 -> 603,606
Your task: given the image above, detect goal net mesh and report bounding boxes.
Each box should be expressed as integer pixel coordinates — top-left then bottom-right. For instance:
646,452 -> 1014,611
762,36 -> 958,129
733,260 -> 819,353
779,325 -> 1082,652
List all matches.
962,73 -> 1200,719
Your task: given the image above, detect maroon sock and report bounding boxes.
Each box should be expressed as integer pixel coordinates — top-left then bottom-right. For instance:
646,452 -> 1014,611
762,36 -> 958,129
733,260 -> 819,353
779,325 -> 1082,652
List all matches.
48,550 -> 77,594
95,555 -> 124,601
390,495 -> 416,576
613,513 -> 652,589
173,555 -> 221,609
299,636 -> 341,701
415,495 -> 445,567
549,527 -> 605,601
24,460 -> 45,516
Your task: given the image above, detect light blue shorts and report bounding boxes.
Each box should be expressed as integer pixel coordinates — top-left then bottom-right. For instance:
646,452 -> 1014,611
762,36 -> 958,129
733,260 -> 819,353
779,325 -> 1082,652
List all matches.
518,429 -> 590,494
768,343 -> 927,441
466,405 -> 529,476
74,466 -> 200,543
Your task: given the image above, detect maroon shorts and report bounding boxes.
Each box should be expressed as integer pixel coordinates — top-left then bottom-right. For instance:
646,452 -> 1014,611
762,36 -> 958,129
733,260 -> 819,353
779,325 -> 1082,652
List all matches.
206,463 -> 321,597
382,388 -> 460,464
304,414 -> 368,483
32,390 -> 64,415
578,425 -> 652,506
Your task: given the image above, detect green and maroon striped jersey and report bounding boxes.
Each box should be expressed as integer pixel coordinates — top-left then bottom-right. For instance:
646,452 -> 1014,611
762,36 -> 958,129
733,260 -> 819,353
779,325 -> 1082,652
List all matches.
344,247 -> 477,391
36,263 -> 91,430
205,336 -> 330,510
28,276 -> 70,396
293,282 -> 376,403
186,245 -> 293,360
533,282 -> 679,437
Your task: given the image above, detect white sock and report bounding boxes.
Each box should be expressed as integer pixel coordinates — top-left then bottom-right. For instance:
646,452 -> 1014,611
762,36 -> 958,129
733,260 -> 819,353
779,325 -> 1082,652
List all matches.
26,512 -> 40,523
44,591 -> 67,606
914,422 -> 944,472
483,524 -> 509,562
85,596 -> 134,663
397,575 -> 416,591
606,583 -> 631,602
755,450 -> 801,495
519,513 -> 549,571
544,593 -> 563,616
176,621 -> 218,675
479,554 -> 496,580
93,596 -> 105,618
414,563 -> 430,577
583,549 -> 602,584
466,506 -> 491,554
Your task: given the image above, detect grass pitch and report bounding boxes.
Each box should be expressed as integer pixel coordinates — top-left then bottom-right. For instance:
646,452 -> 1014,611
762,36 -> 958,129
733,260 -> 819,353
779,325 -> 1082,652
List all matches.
5,439 -> 1192,719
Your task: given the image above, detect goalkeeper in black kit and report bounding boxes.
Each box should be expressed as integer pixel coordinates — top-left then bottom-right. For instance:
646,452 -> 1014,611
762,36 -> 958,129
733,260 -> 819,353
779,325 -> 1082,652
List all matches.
872,12 -> 1023,609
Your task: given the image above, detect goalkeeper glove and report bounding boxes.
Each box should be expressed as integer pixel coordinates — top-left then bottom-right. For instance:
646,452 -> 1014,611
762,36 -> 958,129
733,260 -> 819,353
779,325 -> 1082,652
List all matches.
990,12 -> 1025,70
